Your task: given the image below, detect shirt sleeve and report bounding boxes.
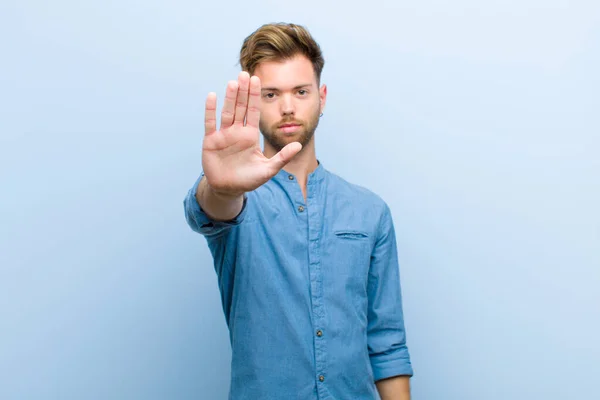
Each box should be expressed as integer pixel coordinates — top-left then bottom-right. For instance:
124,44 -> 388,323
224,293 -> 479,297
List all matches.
367,202 -> 414,381
183,173 -> 249,238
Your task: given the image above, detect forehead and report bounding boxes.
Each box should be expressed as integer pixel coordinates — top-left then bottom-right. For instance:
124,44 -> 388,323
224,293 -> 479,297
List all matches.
253,55 -> 317,89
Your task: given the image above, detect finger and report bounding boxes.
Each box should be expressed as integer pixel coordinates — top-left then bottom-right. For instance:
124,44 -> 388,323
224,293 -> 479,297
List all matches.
267,142 -> 302,173
234,71 -> 250,125
220,80 -> 238,129
246,75 -> 261,128
204,92 -> 217,135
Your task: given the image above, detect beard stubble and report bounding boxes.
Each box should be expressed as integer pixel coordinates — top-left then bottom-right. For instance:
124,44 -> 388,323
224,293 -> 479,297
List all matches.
259,104 -> 321,152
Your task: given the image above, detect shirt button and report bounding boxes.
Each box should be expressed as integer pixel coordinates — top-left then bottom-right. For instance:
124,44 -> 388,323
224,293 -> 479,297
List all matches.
316,329 -> 323,337
288,175 -> 294,180
319,375 -> 325,382
298,205 -> 305,212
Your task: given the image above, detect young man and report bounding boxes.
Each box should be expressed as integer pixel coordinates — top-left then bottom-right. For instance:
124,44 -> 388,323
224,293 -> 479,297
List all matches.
184,23 -> 413,400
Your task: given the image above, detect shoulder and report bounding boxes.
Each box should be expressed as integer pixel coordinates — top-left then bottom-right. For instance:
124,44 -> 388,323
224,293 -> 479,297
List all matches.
326,169 -> 389,212
324,169 -> 394,236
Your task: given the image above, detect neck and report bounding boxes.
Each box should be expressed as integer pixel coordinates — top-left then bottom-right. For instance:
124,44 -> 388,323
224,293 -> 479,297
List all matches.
264,138 -> 318,199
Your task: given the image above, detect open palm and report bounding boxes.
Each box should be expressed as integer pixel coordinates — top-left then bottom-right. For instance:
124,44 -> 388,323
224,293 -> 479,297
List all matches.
202,71 -> 302,197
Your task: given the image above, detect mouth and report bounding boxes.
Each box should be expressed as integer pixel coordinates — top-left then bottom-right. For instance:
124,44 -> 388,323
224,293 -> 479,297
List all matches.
278,123 -> 302,134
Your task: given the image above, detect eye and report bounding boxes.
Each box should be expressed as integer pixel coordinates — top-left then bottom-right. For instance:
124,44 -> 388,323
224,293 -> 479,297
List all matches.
263,92 -> 276,99
298,89 -> 308,96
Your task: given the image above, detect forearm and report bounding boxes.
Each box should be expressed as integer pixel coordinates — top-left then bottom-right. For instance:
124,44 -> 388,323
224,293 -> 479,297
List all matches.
196,176 -> 244,221
375,375 -> 411,400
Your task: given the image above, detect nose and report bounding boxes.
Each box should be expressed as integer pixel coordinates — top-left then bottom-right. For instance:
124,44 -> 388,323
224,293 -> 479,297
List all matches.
280,94 -> 295,116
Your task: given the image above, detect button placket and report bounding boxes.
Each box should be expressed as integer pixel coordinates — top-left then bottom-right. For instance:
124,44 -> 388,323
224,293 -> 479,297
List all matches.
306,179 -> 328,396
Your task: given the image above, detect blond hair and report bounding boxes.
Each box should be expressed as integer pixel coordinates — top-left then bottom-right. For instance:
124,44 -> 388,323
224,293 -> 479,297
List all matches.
239,23 -> 325,84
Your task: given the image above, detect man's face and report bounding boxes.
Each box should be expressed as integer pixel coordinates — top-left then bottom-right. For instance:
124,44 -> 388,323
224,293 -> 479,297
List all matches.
253,54 -> 327,152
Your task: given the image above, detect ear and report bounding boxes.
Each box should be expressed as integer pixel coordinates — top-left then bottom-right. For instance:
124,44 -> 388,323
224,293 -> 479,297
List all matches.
319,84 -> 327,114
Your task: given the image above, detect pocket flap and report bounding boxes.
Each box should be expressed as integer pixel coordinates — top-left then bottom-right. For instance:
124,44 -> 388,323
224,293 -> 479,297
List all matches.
334,230 -> 369,239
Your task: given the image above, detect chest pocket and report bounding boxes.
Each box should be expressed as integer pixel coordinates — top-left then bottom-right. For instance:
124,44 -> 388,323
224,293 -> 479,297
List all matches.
329,229 -> 372,295
333,230 -> 371,256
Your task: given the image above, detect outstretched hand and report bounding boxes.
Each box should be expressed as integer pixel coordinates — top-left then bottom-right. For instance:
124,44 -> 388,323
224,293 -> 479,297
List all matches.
202,71 -> 302,197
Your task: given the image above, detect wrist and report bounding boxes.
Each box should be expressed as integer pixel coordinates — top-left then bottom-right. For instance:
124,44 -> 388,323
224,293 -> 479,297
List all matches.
202,177 -> 244,202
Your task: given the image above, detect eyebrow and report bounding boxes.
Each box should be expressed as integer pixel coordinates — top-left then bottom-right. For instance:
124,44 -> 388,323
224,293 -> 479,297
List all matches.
261,84 -> 313,92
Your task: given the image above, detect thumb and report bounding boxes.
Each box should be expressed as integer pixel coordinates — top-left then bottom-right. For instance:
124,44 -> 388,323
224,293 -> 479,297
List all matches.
267,142 -> 302,173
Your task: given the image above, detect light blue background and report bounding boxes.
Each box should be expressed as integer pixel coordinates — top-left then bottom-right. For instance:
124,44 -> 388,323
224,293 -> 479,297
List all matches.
1,1 -> 598,399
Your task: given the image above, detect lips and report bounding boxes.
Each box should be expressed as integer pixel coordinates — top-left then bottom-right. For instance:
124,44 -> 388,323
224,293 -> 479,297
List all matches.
278,122 -> 302,134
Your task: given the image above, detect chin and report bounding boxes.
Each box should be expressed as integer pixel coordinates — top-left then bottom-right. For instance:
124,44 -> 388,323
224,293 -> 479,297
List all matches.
275,130 -> 305,141
262,125 -> 315,151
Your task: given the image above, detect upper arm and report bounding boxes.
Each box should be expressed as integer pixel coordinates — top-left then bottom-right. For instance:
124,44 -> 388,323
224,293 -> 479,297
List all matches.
367,203 -> 414,381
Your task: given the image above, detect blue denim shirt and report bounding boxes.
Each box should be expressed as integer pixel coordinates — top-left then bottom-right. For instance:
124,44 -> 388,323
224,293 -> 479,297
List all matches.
183,162 -> 413,400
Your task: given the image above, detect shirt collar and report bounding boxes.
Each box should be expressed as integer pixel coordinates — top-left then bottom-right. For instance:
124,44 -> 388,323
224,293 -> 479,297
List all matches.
275,159 -> 326,185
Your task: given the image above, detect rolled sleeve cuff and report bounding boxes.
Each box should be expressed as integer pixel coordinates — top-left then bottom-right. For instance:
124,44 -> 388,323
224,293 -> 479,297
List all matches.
184,173 -> 248,236
371,353 -> 414,382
